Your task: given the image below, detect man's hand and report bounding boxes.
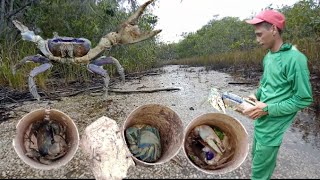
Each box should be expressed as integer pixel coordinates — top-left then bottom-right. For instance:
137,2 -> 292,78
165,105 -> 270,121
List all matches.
242,101 -> 268,120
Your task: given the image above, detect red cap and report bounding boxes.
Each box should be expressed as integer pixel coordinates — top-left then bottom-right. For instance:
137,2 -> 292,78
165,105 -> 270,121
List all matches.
245,10 -> 285,30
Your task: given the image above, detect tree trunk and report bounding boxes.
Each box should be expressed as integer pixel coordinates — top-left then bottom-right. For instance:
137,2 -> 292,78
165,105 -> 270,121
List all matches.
0,0 -> 5,33
9,0 -> 13,12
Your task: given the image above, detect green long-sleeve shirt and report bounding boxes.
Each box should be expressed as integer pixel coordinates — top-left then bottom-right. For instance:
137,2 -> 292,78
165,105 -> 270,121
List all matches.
254,43 -> 313,146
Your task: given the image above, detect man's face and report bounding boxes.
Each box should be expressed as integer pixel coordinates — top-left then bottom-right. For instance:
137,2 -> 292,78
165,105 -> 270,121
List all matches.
254,23 -> 275,50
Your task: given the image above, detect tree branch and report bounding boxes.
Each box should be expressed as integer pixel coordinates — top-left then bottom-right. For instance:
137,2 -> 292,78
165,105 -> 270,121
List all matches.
5,0 -> 33,19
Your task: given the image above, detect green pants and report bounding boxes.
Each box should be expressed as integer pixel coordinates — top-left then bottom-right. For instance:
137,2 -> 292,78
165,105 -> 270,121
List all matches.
251,138 -> 280,180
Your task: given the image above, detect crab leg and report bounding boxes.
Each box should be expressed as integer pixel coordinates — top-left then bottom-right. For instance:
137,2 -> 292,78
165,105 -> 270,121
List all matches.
12,55 -> 49,74
13,55 -> 52,101
29,63 -> 52,101
87,56 -> 125,99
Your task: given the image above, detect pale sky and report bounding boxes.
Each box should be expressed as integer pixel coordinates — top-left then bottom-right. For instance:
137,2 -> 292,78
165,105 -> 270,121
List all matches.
136,0 -> 300,43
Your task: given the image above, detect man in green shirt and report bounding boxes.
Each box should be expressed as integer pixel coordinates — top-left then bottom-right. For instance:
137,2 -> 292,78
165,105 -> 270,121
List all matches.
243,10 -> 313,180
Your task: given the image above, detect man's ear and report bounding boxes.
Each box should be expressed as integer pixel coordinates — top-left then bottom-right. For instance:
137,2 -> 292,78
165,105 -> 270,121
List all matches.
272,24 -> 278,35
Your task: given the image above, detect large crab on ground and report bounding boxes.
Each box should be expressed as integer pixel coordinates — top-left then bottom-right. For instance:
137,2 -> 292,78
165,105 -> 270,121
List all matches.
12,0 -> 161,101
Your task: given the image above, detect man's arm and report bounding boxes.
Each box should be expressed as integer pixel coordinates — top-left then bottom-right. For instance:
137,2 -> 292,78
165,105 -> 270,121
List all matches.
267,55 -> 313,117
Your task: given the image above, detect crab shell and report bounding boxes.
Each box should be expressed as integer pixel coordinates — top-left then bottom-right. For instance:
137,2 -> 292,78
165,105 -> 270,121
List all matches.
47,37 -> 91,57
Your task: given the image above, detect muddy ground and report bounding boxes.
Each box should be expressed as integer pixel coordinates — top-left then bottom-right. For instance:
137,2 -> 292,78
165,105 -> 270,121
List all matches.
0,65 -> 319,179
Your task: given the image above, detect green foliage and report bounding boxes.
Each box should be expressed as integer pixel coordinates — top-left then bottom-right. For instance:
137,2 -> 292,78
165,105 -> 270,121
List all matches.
0,39 -> 46,90
111,40 -> 158,74
0,0 -> 159,90
156,42 -> 179,61
282,0 -> 320,40
168,16 -> 257,60
213,127 -> 224,140
23,0 -> 124,45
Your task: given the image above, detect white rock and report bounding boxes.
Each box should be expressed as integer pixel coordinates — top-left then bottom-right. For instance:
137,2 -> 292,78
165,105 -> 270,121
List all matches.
80,116 -> 135,180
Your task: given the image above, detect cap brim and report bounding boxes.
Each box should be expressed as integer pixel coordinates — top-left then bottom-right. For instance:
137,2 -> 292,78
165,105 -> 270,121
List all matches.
245,18 -> 264,25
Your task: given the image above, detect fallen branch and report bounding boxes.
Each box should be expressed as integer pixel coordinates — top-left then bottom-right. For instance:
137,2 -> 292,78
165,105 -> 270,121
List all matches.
108,87 -> 181,94
228,82 -> 252,85
56,86 -> 181,97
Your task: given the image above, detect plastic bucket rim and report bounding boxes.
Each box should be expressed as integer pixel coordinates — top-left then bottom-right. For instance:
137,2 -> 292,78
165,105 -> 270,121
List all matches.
122,103 -> 184,166
182,112 -> 249,174
13,108 -> 80,170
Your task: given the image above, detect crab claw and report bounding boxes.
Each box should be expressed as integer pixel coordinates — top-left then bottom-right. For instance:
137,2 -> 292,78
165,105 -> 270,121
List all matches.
12,20 -> 30,33
12,20 -> 35,42
117,25 -> 161,44
208,87 -> 226,113
117,0 -> 161,44
12,20 -> 38,42
126,0 -> 154,25
193,125 -> 225,155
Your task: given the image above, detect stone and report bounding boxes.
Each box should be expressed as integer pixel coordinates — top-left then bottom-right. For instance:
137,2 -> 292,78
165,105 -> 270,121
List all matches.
80,116 -> 135,180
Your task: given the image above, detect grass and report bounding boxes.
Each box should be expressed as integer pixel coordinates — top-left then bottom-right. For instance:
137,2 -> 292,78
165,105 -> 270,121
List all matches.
165,48 -> 265,72
0,41 -> 158,92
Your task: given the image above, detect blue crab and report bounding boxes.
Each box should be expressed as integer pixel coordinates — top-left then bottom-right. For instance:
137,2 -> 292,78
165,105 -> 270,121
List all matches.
125,124 -> 161,163
12,0 -> 161,101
